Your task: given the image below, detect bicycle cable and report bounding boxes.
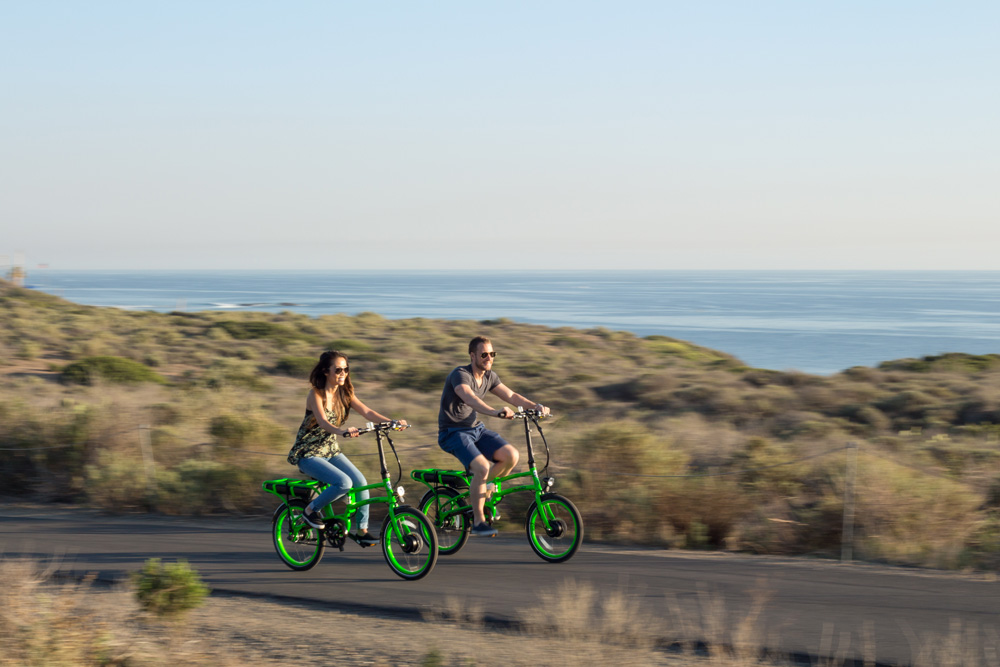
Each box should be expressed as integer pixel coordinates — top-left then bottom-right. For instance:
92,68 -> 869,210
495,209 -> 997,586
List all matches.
384,431 -> 404,487
531,416 -> 551,476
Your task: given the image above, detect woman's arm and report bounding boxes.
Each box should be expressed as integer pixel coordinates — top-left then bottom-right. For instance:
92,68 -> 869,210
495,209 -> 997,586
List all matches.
350,396 -> 407,426
307,389 -> 359,437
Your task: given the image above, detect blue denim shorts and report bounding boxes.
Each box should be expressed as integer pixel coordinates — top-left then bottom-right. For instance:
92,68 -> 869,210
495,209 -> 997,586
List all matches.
438,422 -> 509,469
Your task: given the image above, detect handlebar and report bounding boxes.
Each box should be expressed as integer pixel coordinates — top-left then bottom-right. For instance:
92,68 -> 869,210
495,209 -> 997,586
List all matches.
356,421 -> 410,434
511,407 -> 551,420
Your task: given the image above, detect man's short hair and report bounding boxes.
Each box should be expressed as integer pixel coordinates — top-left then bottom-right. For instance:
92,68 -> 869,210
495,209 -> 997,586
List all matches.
469,336 -> 492,354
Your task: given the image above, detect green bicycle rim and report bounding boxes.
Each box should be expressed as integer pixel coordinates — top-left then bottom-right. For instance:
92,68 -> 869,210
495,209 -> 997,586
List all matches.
275,506 -> 322,567
383,510 -> 433,577
528,497 -> 581,560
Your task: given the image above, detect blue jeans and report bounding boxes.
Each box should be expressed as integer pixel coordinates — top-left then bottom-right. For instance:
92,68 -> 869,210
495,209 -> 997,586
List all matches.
297,454 -> 370,530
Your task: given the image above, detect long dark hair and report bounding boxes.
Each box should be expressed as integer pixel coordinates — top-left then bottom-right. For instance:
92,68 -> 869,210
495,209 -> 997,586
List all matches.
308,350 -> 354,426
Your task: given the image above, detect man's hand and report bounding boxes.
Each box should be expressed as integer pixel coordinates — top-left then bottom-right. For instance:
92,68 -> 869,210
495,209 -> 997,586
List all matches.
497,407 -> 515,419
533,403 -> 550,417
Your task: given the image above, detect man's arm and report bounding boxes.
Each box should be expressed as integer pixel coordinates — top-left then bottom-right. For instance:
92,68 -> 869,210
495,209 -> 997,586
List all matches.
454,383 -> 506,417
490,383 -> 549,416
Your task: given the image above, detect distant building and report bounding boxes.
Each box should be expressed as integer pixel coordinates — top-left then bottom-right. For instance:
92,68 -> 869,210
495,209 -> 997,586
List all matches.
7,265 -> 25,287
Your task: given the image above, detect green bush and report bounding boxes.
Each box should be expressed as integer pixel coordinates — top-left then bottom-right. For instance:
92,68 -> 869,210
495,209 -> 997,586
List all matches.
387,366 -> 449,393
85,451 -> 150,510
60,356 -> 165,385
274,356 -> 316,378
208,413 -> 287,451
155,458 -> 270,514
327,338 -> 374,354
132,558 -> 209,619
213,320 -> 297,340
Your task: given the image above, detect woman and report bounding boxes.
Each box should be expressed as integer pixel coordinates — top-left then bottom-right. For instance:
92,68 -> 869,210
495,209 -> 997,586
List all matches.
287,350 -> 407,546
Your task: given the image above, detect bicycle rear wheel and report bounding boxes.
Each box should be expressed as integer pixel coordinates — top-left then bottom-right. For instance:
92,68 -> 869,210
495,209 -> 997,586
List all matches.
418,487 -> 470,555
272,500 -> 325,571
525,494 -> 583,563
381,506 -> 438,580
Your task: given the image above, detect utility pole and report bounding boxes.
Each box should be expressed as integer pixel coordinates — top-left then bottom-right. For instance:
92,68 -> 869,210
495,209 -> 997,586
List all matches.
841,441 -> 858,562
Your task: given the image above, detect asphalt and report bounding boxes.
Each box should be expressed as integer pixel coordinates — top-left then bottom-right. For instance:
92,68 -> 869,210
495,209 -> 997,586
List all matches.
1,503 -> 997,665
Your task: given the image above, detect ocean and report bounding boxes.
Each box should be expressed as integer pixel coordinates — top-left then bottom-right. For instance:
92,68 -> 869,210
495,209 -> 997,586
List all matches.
22,270 -> 1000,376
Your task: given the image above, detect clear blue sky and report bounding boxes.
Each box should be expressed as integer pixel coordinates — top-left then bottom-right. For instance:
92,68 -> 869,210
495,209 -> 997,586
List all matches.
2,2 -> 998,270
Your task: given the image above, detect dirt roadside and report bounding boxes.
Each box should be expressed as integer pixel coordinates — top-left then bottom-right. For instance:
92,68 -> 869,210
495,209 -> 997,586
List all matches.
98,589 -> 690,667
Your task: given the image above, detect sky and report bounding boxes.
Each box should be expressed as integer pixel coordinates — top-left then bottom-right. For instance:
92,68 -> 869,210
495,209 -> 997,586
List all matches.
2,2 -> 998,271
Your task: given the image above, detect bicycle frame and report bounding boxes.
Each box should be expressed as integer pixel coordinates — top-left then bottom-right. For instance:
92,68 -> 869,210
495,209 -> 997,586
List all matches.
413,409 -> 559,531
266,423 -> 411,540
263,421 -> 439,579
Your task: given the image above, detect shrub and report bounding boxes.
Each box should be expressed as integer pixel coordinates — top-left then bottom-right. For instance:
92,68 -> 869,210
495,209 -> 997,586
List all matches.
155,458 -> 270,514
855,454 -> 984,568
60,356 -> 165,385
326,338 -> 374,355
387,366 -> 450,393
643,335 -> 734,364
84,451 -> 151,511
201,358 -> 272,391
132,558 -> 209,619
208,413 -> 287,451
213,320 -> 298,341
273,356 -> 316,378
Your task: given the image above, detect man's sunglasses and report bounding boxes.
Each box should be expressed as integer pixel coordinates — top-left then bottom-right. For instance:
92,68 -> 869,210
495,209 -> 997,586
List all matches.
479,351 -> 497,359
332,366 -> 349,375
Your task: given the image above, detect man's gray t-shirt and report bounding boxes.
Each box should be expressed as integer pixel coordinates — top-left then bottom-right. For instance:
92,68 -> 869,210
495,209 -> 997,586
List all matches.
438,365 -> 501,430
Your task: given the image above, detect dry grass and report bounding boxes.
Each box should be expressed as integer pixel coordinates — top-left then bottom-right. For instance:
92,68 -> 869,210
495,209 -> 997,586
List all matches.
3,556 -> 999,666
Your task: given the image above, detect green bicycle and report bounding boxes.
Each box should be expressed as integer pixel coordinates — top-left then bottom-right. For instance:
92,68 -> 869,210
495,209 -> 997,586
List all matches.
411,408 -> 583,563
263,421 -> 438,581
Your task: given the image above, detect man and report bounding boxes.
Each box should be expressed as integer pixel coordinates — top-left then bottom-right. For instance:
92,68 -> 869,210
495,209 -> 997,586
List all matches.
437,335 -> 550,537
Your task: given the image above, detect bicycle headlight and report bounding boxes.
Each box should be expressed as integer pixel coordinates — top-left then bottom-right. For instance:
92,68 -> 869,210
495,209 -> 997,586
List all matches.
543,476 -> 555,491
396,485 -> 406,499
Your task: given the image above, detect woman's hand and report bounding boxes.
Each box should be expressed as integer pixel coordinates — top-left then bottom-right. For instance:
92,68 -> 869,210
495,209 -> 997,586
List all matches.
341,426 -> 359,438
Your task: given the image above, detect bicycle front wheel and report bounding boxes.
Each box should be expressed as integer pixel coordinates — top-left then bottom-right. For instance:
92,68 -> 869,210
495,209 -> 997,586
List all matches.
525,494 -> 583,563
418,487 -> 470,555
381,506 -> 438,580
272,500 -> 325,571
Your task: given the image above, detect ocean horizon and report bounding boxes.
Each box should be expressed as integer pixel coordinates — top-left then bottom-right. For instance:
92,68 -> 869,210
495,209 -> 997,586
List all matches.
21,269 -> 1000,376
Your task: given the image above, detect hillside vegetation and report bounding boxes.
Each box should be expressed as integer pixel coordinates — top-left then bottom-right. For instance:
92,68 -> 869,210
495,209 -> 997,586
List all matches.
2,279 -> 999,569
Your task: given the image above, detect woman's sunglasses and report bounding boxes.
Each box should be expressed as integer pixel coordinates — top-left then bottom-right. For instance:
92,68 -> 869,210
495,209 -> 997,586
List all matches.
332,366 -> 349,375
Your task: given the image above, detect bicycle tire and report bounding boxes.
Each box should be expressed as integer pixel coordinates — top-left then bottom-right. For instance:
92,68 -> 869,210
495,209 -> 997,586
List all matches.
525,493 -> 583,563
380,506 -> 438,581
272,500 -> 326,571
418,486 -> 470,555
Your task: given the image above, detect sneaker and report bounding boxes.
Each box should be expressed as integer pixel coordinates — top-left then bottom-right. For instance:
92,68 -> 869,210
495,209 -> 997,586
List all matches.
470,522 -> 498,538
352,532 -> 380,547
302,509 -> 326,530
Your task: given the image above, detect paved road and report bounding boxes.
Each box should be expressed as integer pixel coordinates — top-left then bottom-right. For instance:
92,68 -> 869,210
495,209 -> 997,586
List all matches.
1,505 -> 997,665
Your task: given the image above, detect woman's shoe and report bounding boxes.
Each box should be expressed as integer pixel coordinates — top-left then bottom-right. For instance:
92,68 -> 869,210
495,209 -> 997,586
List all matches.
302,509 -> 326,530
352,532 -> 380,547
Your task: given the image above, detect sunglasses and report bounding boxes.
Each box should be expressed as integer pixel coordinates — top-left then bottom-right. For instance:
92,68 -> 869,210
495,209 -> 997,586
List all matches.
479,351 -> 497,359
332,366 -> 349,375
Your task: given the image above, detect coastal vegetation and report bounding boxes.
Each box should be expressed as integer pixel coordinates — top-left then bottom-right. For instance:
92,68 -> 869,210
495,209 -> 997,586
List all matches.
3,279 -> 1000,570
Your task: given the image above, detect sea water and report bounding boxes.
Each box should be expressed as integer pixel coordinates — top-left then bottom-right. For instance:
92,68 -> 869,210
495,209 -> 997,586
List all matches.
25,270 -> 1000,375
